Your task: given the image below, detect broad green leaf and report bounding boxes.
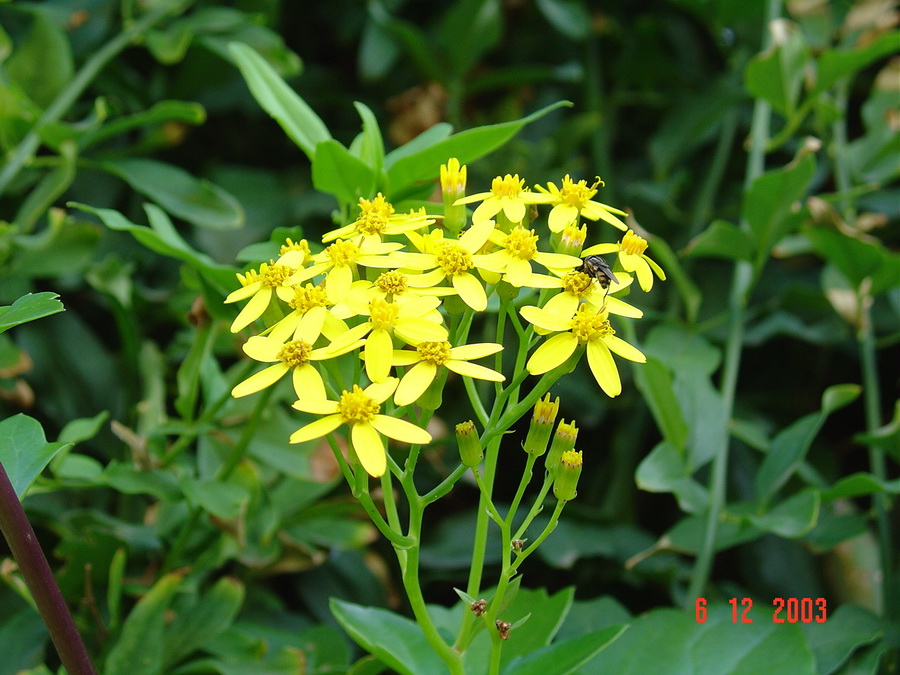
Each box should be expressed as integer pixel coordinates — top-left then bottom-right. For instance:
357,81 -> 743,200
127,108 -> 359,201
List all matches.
181,476 -> 249,519
744,21 -> 810,118
352,101 -> 385,177
385,101 -> 571,191
744,153 -> 816,262
312,139 -> 377,206
101,462 -> 181,502
748,489 -> 820,538
440,0 -> 503,77
5,10 -> 73,108
805,225 -> 899,294
822,473 -> 900,501
330,599 -> 447,675
367,2 -> 442,83
535,0 -> 590,41
683,220 -> 755,261
802,604 -> 882,675
229,41 -> 331,159
0,608 -> 46,674
813,31 -> 900,96
636,441 -> 708,514
634,358 -> 689,451
0,292 -> 64,334
104,573 -> 183,675
383,123 -> 453,166
163,577 -> 245,667
58,410 -> 109,444
663,507 -> 762,554
0,414 -> 70,498
80,100 -> 206,149
99,158 -> 244,230
503,624 -> 627,675
756,384 -> 860,502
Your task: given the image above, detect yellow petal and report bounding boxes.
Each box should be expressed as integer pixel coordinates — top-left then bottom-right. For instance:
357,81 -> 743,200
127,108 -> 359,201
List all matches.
364,328 -> 394,382
548,204 -> 578,233
329,322 -> 372,353
472,198 -> 503,224
406,269 -> 448,287
501,197 -> 526,223
581,243 -> 617,256
452,273 -> 487,311
371,415 -> 432,445
458,219 -> 494,252
527,333 -> 578,374
541,293 -> 579,319
391,349 -> 422,366
294,307 -> 326,343
448,343 -> 503,360
292,364 -> 327,400
634,259 -> 654,291
520,305 -> 571,333
230,287 -> 271,333
292,398 -> 340,414
394,317 -> 448,345
603,334 -> 646,363
242,335 -> 282,362
604,296 -> 643,319
325,264 -> 354,303
225,282 -> 261,303
351,422 -> 386,476
504,257 -> 532,287
394,362 -> 437,406
289,414 -> 343,443
646,255 -> 666,280
445,360 -> 504,382
534,252 -> 582,270
586,340 -> 621,397
231,363 -> 288,397
364,377 -> 399,403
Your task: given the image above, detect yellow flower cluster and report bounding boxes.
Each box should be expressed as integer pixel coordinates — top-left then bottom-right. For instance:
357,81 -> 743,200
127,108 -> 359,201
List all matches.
224,161 -> 664,475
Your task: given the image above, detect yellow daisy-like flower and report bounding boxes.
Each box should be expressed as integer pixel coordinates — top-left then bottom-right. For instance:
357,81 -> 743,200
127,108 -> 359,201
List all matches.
539,269 -> 642,325
329,296 -> 448,383
290,238 -> 404,304
390,341 -> 505,406
342,271 -> 456,313
290,378 -> 431,477
276,237 -> 312,268
536,175 -> 629,233
582,229 -> 666,292
455,173 -> 554,225
323,194 -> 433,245
269,282 -> 351,343
231,314 -> 361,400
475,225 -> 582,287
520,304 -> 646,397
225,260 -> 297,333
399,221 -> 496,311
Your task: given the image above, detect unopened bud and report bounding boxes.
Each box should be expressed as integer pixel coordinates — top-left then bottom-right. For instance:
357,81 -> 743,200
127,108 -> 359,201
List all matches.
545,419 -> 578,472
556,222 -> 587,257
553,449 -> 583,501
441,158 -> 467,234
523,393 -> 559,456
456,420 -> 483,467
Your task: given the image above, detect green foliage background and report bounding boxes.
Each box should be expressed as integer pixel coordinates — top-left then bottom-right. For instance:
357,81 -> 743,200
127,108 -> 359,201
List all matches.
0,0 -> 897,673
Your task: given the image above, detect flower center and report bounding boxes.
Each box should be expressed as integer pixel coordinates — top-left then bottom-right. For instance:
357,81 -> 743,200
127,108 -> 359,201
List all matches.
369,298 -> 400,330
261,262 -> 293,287
436,244 -> 474,275
277,340 -> 313,367
280,238 -> 310,259
491,174 -> 525,198
356,211 -> 389,235
620,229 -> 647,256
289,283 -> 329,313
562,271 -> 593,297
558,175 -> 602,207
570,306 -> 613,343
359,193 -> 394,219
375,270 -> 408,296
504,226 -> 538,260
339,385 -> 380,423
416,341 -> 452,365
325,239 -> 361,266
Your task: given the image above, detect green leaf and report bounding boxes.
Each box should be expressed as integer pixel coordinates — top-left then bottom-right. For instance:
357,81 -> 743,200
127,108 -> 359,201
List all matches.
636,441 -> 708,514
813,31 -> 900,96
384,101 -> 571,191
330,599 -> 447,675
744,153 -> 816,262
367,2 -> 442,83
0,292 -> 65,334
101,462 -> 181,502
0,414 -> 70,498
744,22 -> 810,117
58,410 -> 109,444
802,604 -> 882,675
163,577 -> 245,668
5,10 -> 74,108
756,384 -> 860,502
822,473 -> 900,501
805,225 -> 899,294
99,158 -> 244,230
229,41 -> 331,160
634,358 -> 689,451
440,0 -> 503,77
748,489 -> 820,538
683,220 -> 755,261
80,100 -> 206,149
535,0 -> 590,41
13,139 -> 77,231
352,101 -> 385,177
181,477 -> 249,519
503,624 -> 627,675
104,573 -> 183,675
312,139 -> 377,206
0,608 -> 46,674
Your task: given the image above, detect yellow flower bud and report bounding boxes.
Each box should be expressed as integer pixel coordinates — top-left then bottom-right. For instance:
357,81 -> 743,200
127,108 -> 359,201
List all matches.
553,449 -> 583,501
456,420 -> 483,467
523,393 -> 560,456
545,419 -> 578,472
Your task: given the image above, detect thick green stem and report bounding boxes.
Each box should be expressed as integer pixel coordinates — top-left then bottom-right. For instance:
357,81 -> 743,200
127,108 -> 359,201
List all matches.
0,463 -> 97,675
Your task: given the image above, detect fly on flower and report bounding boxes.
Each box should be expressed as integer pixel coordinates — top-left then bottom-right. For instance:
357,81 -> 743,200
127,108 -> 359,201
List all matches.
578,255 -> 618,290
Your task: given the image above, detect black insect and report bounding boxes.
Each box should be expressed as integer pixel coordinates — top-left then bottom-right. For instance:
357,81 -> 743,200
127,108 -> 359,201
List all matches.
578,255 -> 618,290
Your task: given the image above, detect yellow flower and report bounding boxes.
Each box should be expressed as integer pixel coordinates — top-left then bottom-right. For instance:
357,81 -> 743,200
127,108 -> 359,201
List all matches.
455,174 -> 554,225
323,194 -> 433,245
536,175 -> 629,233
475,225 -> 581,287
290,378 -> 431,477
225,260 -> 297,333
343,271 -> 456,312
539,269 -> 642,327
275,237 -> 312,268
290,238 -> 404,304
231,316 -> 360,400
329,296 -> 448,383
582,229 -> 666,292
520,304 -> 645,397
399,221 -> 497,311
270,282 -> 351,343
390,341 -> 504,406
440,158 -> 467,198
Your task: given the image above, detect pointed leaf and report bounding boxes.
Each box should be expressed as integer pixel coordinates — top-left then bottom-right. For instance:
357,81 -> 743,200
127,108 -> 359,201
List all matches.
0,414 -> 70,498
0,292 -> 64,334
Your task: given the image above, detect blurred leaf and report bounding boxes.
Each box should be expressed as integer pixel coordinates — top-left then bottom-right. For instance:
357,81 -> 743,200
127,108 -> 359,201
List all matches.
804,226 -> 899,295
0,608 -> 46,675
802,604 -> 882,674
853,402 -> 900,462
229,41 -> 331,160
312,139 -> 377,206
535,0 -> 590,41
352,101 -> 385,177
822,473 -> 900,501
812,31 -> 900,96
330,599 -> 446,675
503,624 -> 627,675
744,154 -> 816,262
58,410 -> 109,444
744,21 -> 810,118
634,358 -> 689,451
367,1 -> 442,83
636,441 -> 708,514
440,0 -> 503,77
101,462 -> 181,502
385,101 -> 571,192
557,596 -> 632,640
756,384 -> 861,503
163,577 -> 245,667
0,414 -> 70,498
13,139 -> 77,231
0,292 -> 64,334
683,220 -> 755,261
358,20 -> 401,82
181,477 -> 249,519
146,24 -> 193,64
748,489 -> 820,538
80,100 -> 206,149
5,10 -> 73,108
99,158 -> 244,230
104,573 -> 183,675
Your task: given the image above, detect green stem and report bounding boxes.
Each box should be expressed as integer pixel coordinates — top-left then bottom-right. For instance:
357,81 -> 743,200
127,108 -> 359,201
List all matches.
505,453 -> 537,527
512,471 -> 554,541
509,499 -> 565,575
0,463 -> 97,675
0,3 -> 186,197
